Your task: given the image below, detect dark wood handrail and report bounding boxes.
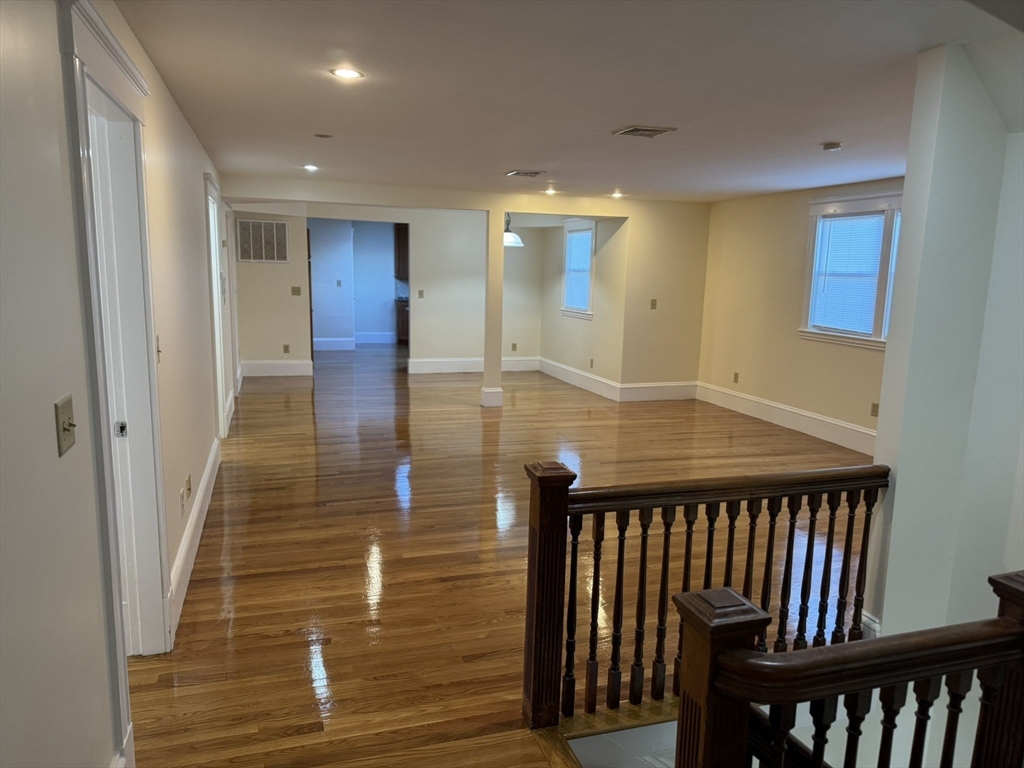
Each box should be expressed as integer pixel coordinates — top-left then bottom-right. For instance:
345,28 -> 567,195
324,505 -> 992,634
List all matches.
715,617 -> 1024,703
566,464 -> 890,515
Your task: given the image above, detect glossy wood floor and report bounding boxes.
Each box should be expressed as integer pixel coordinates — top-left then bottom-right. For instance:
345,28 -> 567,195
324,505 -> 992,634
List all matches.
127,346 -> 868,767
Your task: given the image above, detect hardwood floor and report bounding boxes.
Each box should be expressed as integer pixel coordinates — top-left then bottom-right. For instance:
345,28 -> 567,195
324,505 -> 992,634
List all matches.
127,346 -> 868,766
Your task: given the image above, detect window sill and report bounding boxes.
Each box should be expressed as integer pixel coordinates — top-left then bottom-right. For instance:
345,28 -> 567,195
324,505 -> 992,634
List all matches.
561,308 -> 593,321
799,328 -> 886,350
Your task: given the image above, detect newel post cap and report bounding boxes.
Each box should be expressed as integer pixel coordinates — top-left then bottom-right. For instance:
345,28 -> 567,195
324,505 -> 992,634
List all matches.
673,588 -> 771,639
989,571 -> 1024,608
525,461 -> 577,487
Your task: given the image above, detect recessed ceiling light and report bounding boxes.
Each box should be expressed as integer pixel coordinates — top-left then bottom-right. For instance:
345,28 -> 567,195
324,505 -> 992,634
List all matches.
304,164 -> 319,171
822,142 -> 842,151
314,133 -> 333,139
330,68 -> 364,79
544,188 -> 556,195
611,191 -> 623,198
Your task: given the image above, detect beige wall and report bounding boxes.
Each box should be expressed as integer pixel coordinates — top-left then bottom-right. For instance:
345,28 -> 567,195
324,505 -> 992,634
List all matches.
235,212 -> 312,363
95,1 -> 223,568
540,221 -> 630,381
698,178 -> 903,429
503,228 -> 545,360
0,2 -> 122,764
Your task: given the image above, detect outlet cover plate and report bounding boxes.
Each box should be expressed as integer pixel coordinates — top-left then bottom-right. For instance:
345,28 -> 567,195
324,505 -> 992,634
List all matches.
291,286 -> 302,296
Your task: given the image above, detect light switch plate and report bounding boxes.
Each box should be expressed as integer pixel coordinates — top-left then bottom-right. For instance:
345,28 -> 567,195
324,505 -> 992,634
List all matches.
54,394 -> 76,457
291,286 -> 302,296
417,289 -> 424,298
336,280 -> 342,287
650,298 -> 657,309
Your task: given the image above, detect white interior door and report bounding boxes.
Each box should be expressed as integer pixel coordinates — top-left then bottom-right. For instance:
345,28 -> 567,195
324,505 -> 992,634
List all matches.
206,187 -> 229,437
86,77 -> 167,655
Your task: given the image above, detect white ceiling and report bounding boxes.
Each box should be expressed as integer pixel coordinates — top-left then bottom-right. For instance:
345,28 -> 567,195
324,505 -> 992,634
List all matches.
116,0 -> 1015,202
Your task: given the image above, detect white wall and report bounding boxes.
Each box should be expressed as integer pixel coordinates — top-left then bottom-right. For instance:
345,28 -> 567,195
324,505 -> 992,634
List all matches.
502,227 -> 545,360
309,218 -> 354,349
0,2 -> 122,764
353,221 -> 397,342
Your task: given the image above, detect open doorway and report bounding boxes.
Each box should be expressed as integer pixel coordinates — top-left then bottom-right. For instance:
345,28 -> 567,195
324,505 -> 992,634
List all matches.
308,219 -> 409,371
204,176 -> 233,438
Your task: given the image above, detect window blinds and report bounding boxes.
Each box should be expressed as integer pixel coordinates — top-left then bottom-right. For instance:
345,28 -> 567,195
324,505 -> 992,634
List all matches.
809,213 -> 884,335
563,229 -> 593,311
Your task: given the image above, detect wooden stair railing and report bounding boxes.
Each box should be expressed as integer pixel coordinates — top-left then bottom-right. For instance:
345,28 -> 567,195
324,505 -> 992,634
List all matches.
673,571 -> 1024,768
521,462 -> 890,730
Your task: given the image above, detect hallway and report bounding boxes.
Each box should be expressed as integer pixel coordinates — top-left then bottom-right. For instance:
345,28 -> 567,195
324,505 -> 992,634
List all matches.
126,348 -> 867,766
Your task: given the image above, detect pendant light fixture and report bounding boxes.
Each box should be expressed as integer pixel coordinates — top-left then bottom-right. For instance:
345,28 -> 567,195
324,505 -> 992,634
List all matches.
503,213 -> 524,247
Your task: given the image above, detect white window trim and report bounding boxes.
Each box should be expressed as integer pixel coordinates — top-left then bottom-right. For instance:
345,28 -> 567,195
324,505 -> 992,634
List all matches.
561,218 -> 597,319
800,192 -> 901,349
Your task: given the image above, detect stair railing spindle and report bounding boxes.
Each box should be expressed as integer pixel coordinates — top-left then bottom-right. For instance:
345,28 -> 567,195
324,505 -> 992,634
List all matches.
584,513 -> 605,714
629,508 -> 653,705
651,506 -> 675,700
561,515 -> 583,717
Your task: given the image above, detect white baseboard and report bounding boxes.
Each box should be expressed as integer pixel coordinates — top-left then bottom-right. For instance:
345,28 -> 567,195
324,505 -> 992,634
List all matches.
354,331 -> 396,344
235,364 -> 243,392
695,383 -> 876,454
224,390 -> 235,430
539,358 -> 620,400
167,439 -> 221,645
112,721 -> 134,768
502,356 -> 540,371
313,337 -> 355,351
480,386 -> 503,407
408,357 -> 482,373
618,380 -> 699,402
862,610 -> 882,638
241,359 -> 313,376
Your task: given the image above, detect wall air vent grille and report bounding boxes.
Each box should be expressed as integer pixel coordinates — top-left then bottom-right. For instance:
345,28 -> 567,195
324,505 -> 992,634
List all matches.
505,170 -> 546,177
237,220 -> 288,262
614,126 -> 677,139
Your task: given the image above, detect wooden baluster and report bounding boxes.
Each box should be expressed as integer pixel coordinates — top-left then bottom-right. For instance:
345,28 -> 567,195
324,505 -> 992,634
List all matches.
971,572 -> 1024,767
773,495 -> 801,653
809,696 -> 838,768
742,498 -> 763,600
561,515 -> 583,718
793,493 -> 821,651
877,682 -> 909,768
629,508 -> 653,705
672,503 -> 699,696
848,487 -> 878,641
939,670 -> 973,768
673,588 -> 772,768
843,689 -> 872,768
831,489 -> 862,644
758,497 -> 784,652
908,676 -> 942,768
703,502 -> 721,589
723,500 -> 741,588
651,506 -> 675,701
584,513 -> 605,714
813,491 -> 841,647
522,462 -> 577,729
769,703 -> 797,768
606,510 -> 630,709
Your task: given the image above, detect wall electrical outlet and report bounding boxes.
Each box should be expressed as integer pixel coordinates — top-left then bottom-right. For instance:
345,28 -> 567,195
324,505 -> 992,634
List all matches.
733,372 -> 739,383
871,402 -> 879,417
511,342 -> 517,351
417,289 -> 424,298
650,298 -> 657,309
179,489 -> 185,518
291,286 -> 302,296
283,344 -> 290,354
589,358 -> 594,369
336,279 -> 342,287
186,474 -> 192,499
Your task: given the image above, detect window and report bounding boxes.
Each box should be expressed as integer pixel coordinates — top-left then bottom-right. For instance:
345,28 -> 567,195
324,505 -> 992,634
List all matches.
562,219 -> 595,318
802,194 -> 901,348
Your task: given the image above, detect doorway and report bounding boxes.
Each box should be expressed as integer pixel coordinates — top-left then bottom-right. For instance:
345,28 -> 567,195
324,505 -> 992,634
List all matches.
85,77 -> 168,656
204,176 -> 231,438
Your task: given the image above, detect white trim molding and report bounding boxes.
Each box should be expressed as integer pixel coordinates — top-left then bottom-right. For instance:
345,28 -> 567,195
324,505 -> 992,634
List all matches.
799,328 -> 886,350
695,383 -> 876,454
235,363 -> 243,392
241,359 -> 313,376
480,386 -> 503,407
167,439 -> 220,644
503,356 -> 541,372
313,337 -> 355,351
538,359 -> 696,403
407,357 -> 541,374
539,358 -> 621,401
224,390 -> 235,431
354,332 -> 397,344
618,381 -> 699,402
862,611 -> 882,638
71,0 -> 149,97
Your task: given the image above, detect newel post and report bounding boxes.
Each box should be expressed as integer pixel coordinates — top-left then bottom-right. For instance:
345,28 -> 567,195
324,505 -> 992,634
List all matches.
522,462 -> 577,728
971,571 -> 1024,767
673,588 -> 771,768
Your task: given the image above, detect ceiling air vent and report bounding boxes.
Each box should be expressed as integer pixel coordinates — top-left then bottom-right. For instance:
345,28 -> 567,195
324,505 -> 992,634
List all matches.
614,126 -> 677,139
505,169 -> 546,177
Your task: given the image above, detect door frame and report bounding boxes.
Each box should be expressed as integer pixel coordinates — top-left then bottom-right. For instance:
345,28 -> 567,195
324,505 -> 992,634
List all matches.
204,174 -> 230,438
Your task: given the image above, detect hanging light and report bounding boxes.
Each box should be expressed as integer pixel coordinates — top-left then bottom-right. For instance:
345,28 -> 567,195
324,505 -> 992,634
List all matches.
503,213 -> 524,247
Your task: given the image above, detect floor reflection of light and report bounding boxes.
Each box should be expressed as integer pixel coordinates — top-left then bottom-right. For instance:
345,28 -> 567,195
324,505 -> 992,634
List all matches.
365,531 -> 384,642
496,488 -> 516,538
395,458 -> 410,527
306,625 -> 333,719
558,448 -> 581,481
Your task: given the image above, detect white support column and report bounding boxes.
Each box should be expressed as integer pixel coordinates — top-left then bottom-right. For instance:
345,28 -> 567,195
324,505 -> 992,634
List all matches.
869,43 -> 1014,635
481,207 -> 504,407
